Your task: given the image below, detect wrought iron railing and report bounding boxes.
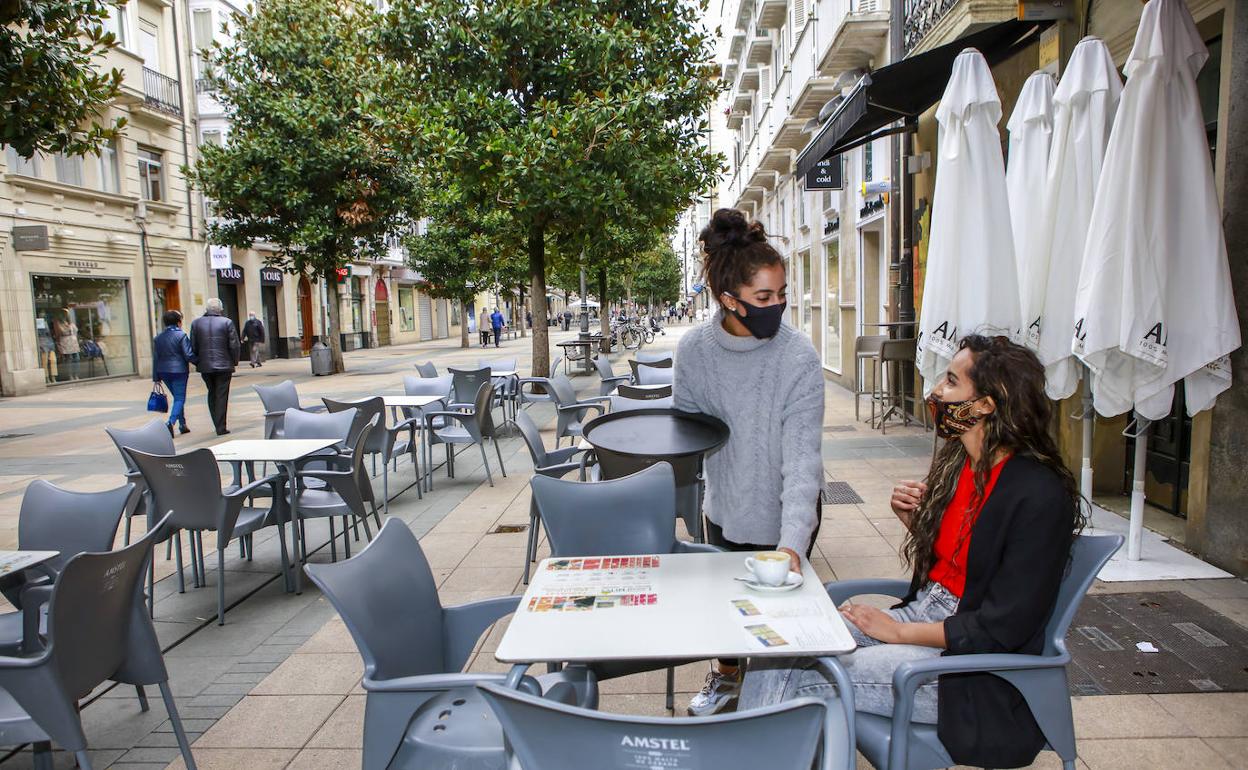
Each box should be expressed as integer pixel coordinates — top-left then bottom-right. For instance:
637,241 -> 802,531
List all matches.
142,67 -> 182,116
903,0 -> 959,54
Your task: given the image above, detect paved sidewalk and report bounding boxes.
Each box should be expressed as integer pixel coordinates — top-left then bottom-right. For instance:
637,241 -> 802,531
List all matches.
0,322 -> 1244,769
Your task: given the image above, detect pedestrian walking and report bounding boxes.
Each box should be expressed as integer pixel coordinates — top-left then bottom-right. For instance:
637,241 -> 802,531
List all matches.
526,309 -> 532,329
152,310 -> 196,437
479,307 -> 491,347
242,311 -> 266,368
675,209 -> 825,717
190,298 -> 240,436
490,306 -> 505,347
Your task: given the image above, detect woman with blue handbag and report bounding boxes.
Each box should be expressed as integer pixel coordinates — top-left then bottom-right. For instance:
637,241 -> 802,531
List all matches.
152,310 -> 196,437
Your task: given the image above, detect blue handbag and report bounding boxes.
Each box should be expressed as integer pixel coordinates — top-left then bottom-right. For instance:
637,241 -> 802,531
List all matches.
147,382 -> 169,413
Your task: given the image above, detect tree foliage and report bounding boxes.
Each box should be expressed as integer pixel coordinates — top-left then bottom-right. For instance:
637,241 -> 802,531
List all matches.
187,0 -> 420,372
1,0 -> 126,158
381,0 -> 722,375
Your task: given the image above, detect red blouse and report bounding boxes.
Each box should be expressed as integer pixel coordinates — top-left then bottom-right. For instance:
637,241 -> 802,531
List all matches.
928,456 -> 1010,598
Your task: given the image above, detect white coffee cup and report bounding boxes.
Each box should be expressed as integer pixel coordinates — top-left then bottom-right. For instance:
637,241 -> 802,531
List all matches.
744,551 -> 790,586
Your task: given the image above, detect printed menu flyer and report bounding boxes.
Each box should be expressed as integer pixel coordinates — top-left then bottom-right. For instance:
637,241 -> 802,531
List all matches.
732,596 -> 847,650
527,556 -> 661,613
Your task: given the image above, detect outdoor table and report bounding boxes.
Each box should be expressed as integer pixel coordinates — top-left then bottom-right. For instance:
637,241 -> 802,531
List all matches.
557,339 -> 595,375
0,551 -> 59,578
209,438 -> 340,594
382,393 -> 447,492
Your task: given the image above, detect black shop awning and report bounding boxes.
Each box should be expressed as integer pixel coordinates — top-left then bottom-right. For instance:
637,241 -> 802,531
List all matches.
795,18 -> 1052,178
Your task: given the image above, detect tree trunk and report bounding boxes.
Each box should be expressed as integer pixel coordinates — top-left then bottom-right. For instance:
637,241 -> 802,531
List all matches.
460,298 -> 470,348
528,224 -> 551,378
597,267 -> 609,349
324,272 -> 346,374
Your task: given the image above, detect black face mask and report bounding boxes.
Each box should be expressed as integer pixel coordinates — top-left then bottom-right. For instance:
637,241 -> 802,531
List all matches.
727,295 -> 786,339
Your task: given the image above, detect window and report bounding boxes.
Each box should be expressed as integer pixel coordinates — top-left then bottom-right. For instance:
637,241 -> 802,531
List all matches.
200,130 -> 223,147
32,274 -> 136,382
100,3 -> 128,47
53,153 -> 84,186
863,141 -> 874,182
798,190 -> 807,228
5,146 -> 40,177
96,140 -> 119,193
351,277 -> 365,332
800,250 -> 813,333
399,287 -> 415,331
137,148 -> 163,201
824,238 -> 841,371
192,9 -> 213,78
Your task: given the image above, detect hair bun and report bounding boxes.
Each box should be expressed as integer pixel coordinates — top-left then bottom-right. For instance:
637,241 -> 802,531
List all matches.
704,208 -> 767,253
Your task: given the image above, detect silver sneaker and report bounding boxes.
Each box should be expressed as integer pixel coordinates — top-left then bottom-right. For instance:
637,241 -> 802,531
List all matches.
687,669 -> 740,716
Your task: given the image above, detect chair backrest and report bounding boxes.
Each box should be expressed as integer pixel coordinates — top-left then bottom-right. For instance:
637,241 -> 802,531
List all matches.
478,683 -> 830,770
478,358 -> 517,373
450,366 -> 491,405
105,419 -> 175,474
611,394 -> 675,412
415,361 -> 439,378
305,519 -> 449,681
550,355 -> 563,376
635,351 -> 673,366
18,480 -> 137,573
253,379 -> 302,413
404,374 -> 453,399
323,397 -> 386,454
43,525 -> 161,701
879,338 -> 917,364
284,406 -> 357,445
594,354 -> 616,380
532,463 -> 680,557
618,384 -> 672,400
854,335 -> 888,356
473,381 -> 497,438
127,448 -> 226,531
514,409 -> 550,468
1043,534 -> 1123,657
549,373 -> 578,406
634,363 -> 675,386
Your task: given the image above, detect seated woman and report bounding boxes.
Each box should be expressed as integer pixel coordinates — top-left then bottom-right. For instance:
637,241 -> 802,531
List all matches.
740,334 -> 1084,769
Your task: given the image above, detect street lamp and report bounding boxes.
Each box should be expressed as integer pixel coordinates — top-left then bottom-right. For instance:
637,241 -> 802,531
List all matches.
134,200 -> 156,353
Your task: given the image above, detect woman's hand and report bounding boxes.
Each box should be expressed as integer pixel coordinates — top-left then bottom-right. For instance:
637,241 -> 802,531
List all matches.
778,547 -> 801,574
890,480 -> 928,529
840,604 -> 902,644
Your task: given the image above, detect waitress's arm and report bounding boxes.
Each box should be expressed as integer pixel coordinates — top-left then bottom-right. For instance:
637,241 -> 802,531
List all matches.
776,351 -> 826,558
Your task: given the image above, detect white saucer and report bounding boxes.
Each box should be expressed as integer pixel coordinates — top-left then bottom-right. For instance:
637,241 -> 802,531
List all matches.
740,571 -> 804,593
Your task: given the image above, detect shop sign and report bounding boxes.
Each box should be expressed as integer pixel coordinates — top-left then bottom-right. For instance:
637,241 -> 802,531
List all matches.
12,225 -> 49,251
61,259 -> 103,275
260,267 -> 284,286
216,266 -> 244,284
209,245 -> 232,270
803,156 -> 843,191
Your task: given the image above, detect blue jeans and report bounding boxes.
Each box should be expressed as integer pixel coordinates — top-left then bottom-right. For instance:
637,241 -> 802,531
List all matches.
157,372 -> 189,429
739,583 -> 959,723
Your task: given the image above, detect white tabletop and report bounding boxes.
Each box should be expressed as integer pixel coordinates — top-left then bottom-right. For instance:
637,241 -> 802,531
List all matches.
496,551 -> 856,663
381,394 -> 444,408
0,551 -> 59,576
209,438 -> 340,463
489,370 -> 518,378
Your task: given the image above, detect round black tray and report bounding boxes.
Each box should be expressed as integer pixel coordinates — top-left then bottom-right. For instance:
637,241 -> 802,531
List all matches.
581,408 -> 730,460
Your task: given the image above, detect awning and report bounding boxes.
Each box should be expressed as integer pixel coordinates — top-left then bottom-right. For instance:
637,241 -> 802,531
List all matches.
795,18 -> 1052,178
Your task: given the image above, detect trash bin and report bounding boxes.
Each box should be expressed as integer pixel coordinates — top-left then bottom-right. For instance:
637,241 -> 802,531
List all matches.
310,341 -> 333,376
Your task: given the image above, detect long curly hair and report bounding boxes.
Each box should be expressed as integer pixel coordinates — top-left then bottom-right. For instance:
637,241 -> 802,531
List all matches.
902,335 -> 1086,581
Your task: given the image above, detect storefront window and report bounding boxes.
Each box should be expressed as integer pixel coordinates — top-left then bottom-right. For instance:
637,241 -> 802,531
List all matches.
32,274 -> 135,383
398,287 -> 415,331
824,238 -> 841,372
350,277 -> 364,332
800,250 -> 813,334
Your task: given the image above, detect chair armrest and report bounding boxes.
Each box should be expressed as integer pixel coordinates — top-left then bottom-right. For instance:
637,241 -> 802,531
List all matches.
893,652 -> 1067,696
545,446 -> 585,465
262,410 -> 287,419
575,396 -> 613,407
295,469 -> 354,482
224,474 -> 283,501
557,403 -> 604,418
365,671 -> 542,697
601,375 -> 630,386
304,404 -> 327,413
443,595 -> 522,670
425,410 -> 473,430
534,461 -> 586,479
823,578 -> 910,606
19,585 -> 53,654
673,542 -> 725,555
390,416 -> 423,433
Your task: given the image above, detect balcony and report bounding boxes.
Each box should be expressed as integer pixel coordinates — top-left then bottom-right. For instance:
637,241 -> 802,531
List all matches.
774,117 -> 810,151
791,76 -> 841,119
745,35 -> 773,67
737,67 -> 760,93
817,0 -> 890,75
759,146 -> 794,175
142,67 -> 183,117
734,0 -> 756,31
726,109 -> 746,129
729,29 -> 747,62
756,0 -> 788,30
903,0 -> 1017,56
733,87 -> 754,112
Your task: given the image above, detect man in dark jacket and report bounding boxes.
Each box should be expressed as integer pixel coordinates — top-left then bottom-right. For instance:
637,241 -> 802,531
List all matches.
490,307 -> 505,347
242,311 -> 266,368
190,298 -> 240,435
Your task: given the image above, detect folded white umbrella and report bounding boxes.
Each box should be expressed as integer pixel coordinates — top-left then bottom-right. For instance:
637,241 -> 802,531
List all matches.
1025,38 -> 1121,400
917,49 -> 1020,394
1006,70 -> 1055,323
1072,0 -> 1240,559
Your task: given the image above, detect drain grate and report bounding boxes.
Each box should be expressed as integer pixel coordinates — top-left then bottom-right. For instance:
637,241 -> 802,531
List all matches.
490,524 -> 528,534
824,425 -> 857,433
821,481 -> 863,505
1067,591 -> 1248,695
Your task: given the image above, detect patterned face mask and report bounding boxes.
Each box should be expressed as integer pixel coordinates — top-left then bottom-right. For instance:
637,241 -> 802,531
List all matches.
926,394 -> 984,440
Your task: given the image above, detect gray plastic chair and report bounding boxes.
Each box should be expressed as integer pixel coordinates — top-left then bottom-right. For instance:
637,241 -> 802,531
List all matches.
531,463 -> 720,709
128,448 -> 285,625
828,534 -> 1124,770
402,375 -> 453,491
253,379 -> 326,440
415,361 -> 439,378
594,354 -> 630,396
104,419 -> 172,547
479,358 -> 519,418
0,523 -> 198,770
304,518 -> 596,770
514,410 -> 590,585
324,396 -> 422,512
545,372 -> 610,447
617,383 -> 672,400
478,682 -> 838,770
635,351 -> 673,366
288,416 -> 381,565
610,394 -> 675,412
425,382 -> 506,488
448,366 -> 491,411
632,361 -> 675,386
517,355 -> 562,408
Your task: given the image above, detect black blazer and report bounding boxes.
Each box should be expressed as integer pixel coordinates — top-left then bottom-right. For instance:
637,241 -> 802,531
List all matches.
898,455 -> 1075,768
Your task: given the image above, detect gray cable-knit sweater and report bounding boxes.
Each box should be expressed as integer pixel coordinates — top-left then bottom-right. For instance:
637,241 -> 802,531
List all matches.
673,310 -> 825,554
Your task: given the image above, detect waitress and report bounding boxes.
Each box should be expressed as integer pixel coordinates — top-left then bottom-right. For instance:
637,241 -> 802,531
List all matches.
674,208 -> 825,716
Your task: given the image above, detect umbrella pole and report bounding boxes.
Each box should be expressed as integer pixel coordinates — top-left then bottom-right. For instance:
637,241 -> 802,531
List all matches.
1124,412 -> 1151,561
1081,373 -> 1095,527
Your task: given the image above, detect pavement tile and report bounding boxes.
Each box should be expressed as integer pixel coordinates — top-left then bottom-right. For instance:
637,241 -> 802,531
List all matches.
297,619 -> 358,654
287,748 -> 364,769
817,535 -> 899,557
250,653 -> 363,696
1151,693 -> 1248,738
165,748 -> 296,770
1071,694 -> 1195,740
825,555 -> 909,581
306,695 -> 366,748
1202,737 -> 1248,768
193,695 -> 343,748
1077,737 -> 1234,769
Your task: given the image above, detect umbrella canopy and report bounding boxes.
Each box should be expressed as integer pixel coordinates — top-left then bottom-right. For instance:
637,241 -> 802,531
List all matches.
1006,70 -> 1055,322
1022,37 -> 1122,400
1072,0 -> 1240,420
916,49 -> 1020,393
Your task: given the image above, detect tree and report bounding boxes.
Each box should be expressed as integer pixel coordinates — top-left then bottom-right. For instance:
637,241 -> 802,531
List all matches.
631,242 -> 682,306
2,0 -> 127,158
381,0 -> 722,377
187,0 -> 420,373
